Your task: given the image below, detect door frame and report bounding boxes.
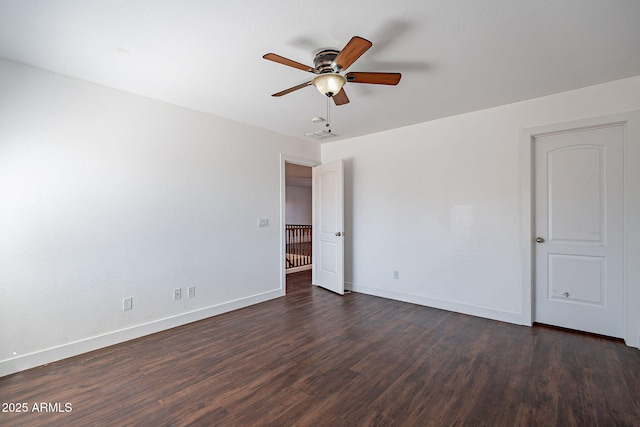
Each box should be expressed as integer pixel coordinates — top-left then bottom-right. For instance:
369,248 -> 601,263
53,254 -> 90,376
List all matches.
519,111 -> 640,347
279,154 -> 320,295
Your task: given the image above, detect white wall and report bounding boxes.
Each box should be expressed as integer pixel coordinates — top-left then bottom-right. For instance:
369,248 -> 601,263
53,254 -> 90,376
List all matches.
322,77 -> 640,343
0,59 -> 320,376
285,185 -> 312,225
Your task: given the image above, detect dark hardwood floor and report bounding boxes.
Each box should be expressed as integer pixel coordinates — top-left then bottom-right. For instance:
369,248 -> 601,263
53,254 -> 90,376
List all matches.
2,270 -> 639,426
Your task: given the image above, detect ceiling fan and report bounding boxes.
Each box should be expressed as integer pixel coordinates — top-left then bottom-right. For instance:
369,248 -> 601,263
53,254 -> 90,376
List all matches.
263,36 -> 401,106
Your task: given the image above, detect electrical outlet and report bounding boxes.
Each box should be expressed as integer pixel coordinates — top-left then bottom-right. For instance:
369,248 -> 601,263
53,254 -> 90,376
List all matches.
393,270 -> 400,279
123,297 -> 133,311
258,218 -> 269,227
173,288 -> 182,300
188,286 -> 195,298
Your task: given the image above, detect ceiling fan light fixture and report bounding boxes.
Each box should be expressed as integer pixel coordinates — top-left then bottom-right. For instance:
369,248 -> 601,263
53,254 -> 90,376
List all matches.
312,73 -> 346,97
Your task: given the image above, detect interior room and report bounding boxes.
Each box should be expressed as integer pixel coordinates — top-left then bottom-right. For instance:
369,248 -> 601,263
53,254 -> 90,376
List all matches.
1,1 -> 639,425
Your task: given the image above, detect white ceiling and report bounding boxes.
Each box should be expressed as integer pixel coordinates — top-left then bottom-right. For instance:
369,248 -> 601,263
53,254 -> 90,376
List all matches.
1,0 -> 639,142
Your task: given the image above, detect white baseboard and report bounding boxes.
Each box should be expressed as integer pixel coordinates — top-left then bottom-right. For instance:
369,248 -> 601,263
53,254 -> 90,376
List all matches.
346,282 -> 525,326
0,289 -> 281,378
286,265 -> 312,274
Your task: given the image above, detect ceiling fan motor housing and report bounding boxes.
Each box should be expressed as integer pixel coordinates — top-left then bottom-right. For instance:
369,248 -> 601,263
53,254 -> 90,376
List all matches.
313,49 -> 340,73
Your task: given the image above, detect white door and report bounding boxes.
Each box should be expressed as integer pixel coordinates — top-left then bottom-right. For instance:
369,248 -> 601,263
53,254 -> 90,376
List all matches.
534,124 -> 624,337
312,159 -> 344,295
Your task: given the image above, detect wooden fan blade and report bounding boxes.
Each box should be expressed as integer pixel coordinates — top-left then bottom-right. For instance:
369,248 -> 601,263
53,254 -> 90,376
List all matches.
345,72 -> 401,85
272,81 -> 313,97
333,89 -> 350,106
333,36 -> 372,72
263,53 -> 317,73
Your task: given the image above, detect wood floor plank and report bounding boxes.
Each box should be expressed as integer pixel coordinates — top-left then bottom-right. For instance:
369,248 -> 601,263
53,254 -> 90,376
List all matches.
2,270 -> 639,426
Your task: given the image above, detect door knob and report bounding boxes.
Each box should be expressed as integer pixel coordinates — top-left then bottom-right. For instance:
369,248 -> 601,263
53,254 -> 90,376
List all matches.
335,232 -> 342,237
535,237 -> 544,243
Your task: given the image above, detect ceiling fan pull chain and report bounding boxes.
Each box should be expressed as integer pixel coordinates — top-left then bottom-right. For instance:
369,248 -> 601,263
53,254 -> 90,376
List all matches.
326,97 -> 331,133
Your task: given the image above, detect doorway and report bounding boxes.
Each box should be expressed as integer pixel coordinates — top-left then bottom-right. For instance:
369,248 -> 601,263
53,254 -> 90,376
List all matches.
280,155 -> 319,295
279,155 -> 346,296
284,163 -> 312,274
